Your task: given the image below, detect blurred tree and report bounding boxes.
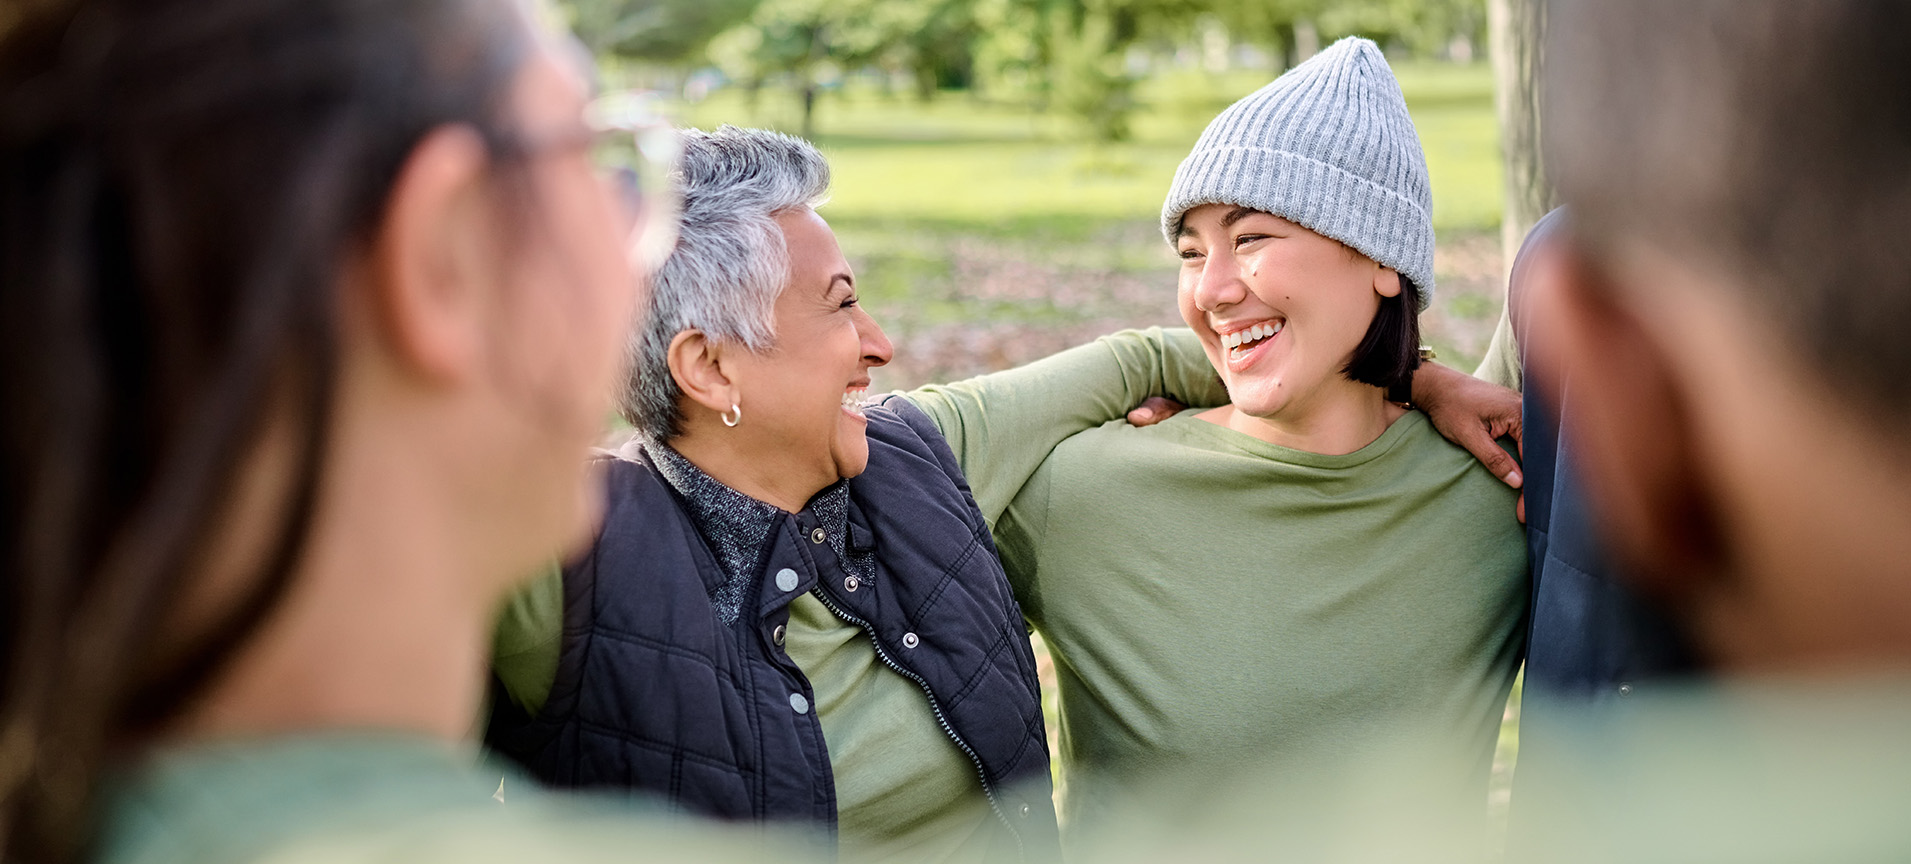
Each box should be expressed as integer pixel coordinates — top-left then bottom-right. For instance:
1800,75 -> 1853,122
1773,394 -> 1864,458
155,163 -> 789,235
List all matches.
1316,0 -> 1486,59
706,0 -> 983,137
564,0 -> 764,63
1207,0 -> 1321,71
1488,0 -> 1551,262
997,0 -> 1204,142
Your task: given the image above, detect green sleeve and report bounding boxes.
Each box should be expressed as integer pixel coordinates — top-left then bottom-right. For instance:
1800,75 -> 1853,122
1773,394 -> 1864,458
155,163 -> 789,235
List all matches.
899,326 -> 1226,524
489,565 -> 564,718
991,458 -> 1055,627
1473,303 -> 1523,391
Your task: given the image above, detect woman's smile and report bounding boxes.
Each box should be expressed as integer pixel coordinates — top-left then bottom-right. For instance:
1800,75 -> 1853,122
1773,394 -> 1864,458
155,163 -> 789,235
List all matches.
842,385 -> 871,419
1215,318 -> 1287,373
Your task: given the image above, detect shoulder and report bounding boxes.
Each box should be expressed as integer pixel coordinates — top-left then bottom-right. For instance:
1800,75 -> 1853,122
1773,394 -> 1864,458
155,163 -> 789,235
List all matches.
865,394 -> 945,447
862,396 -> 964,482
591,444 -> 677,511
584,447 -> 700,559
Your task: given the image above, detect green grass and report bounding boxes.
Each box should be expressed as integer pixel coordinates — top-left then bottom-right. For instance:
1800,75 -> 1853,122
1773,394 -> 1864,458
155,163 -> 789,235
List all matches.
659,61 -> 1508,384
667,60 -> 1503,233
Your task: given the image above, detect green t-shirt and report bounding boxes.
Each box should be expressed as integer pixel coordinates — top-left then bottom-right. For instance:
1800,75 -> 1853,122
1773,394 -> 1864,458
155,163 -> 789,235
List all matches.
489,328 -> 1226,857
966,409 -> 1527,842
784,594 -> 999,864
91,733 -> 811,864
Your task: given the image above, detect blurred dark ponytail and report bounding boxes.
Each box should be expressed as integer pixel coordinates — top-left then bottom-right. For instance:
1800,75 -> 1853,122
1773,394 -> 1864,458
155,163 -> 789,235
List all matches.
0,1 -> 527,860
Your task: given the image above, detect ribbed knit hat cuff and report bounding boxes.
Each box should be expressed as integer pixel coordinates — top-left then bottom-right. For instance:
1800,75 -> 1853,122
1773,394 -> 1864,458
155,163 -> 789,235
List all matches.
1161,145 -> 1437,308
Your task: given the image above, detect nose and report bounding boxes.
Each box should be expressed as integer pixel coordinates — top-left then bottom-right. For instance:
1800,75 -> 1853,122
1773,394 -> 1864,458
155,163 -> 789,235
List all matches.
1192,248 -> 1248,314
855,306 -> 893,368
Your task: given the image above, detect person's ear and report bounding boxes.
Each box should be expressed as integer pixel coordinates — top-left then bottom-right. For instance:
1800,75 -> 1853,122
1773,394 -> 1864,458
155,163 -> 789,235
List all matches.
1372,266 -> 1402,299
361,125 -> 497,383
667,330 -> 740,416
1525,242 -> 1730,607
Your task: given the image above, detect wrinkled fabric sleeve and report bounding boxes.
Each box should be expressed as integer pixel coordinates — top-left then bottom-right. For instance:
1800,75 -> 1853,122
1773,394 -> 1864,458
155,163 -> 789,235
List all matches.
899,327 -> 1226,525
489,566 -> 564,717
1474,300 -> 1523,391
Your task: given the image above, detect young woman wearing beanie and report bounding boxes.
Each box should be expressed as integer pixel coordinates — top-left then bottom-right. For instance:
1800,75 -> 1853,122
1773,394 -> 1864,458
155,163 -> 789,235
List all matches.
912,37 -> 1529,844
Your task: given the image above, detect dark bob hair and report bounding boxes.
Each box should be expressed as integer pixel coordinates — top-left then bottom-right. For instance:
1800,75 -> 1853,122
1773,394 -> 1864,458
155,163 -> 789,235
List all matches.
1342,275 -> 1422,393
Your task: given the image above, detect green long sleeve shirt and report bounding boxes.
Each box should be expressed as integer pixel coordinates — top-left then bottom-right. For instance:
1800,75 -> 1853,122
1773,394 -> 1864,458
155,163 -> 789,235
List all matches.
904,335 -> 1525,847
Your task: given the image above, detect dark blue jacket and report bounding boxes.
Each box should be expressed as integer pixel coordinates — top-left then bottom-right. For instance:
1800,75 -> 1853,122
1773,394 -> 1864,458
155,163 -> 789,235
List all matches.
1512,208 -> 1698,709
485,399 -> 1058,861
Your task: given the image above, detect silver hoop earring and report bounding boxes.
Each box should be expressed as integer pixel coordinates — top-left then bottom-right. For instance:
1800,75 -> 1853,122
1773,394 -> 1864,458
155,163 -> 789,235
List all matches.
720,403 -> 742,427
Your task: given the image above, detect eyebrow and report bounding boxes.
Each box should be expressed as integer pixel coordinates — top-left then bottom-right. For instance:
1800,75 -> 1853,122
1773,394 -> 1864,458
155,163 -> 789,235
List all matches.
1219,206 -> 1261,229
1176,206 -> 1265,240
826,273 -> 854,293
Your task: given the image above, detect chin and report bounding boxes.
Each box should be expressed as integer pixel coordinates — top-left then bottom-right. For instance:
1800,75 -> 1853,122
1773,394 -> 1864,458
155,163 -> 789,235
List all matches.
835,452 -> 871,480
832,436 -> 871,480
1224,377 -> 1288,419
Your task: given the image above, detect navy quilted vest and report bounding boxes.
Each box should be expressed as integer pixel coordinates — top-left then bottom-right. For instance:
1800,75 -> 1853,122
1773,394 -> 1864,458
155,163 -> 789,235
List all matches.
485,398 -> 1058,861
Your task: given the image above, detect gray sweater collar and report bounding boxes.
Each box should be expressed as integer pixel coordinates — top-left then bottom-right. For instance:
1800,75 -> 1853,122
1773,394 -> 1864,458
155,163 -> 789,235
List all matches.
642,440 -> 854,624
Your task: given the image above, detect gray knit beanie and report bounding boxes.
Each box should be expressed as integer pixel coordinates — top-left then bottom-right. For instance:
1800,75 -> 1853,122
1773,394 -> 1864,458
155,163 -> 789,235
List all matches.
1162,37 -> 1436,307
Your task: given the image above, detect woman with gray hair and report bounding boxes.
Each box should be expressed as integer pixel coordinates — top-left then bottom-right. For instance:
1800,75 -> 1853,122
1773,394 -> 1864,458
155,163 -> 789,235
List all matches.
484,125 -> 1226,864
486,122 -> 1519,861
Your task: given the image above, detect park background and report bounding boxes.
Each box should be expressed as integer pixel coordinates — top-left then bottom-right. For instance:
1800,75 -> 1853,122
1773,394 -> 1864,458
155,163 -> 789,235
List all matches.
565,0 -> 1544,847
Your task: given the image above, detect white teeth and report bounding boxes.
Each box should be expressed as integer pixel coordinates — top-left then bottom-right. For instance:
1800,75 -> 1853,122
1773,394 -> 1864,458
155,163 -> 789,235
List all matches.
1221,322 -> 1284,351
842,388 -> 868,413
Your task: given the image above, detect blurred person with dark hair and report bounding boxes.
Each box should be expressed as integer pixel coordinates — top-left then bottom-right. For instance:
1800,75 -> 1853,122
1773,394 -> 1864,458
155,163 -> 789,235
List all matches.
0,1 -> 794,863
1513,0 -> 1911,858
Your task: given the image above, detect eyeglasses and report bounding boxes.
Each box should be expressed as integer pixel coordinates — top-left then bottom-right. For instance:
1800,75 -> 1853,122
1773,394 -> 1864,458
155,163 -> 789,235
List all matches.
584,91 -> 682,276
488,91 -> 683,277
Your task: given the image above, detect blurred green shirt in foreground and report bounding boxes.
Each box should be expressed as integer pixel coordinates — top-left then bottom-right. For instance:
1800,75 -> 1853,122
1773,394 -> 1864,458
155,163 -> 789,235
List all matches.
90,733 -> 814,864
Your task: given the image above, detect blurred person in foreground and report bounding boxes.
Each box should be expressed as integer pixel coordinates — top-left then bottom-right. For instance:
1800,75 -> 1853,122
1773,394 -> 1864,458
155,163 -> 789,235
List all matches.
0,1 -> 790,863
1509,0 -> 1911,859
483,127 -> 1527,862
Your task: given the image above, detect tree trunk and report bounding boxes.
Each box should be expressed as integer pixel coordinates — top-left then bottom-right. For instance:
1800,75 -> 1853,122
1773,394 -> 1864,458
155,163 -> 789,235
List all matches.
801,83 -> 818,140
1489,0 -> 1554,269
1275,21 -> 1298,71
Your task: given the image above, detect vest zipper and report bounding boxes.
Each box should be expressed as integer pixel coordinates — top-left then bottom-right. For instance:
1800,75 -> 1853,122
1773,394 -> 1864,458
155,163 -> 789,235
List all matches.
805,587 -> 1029,862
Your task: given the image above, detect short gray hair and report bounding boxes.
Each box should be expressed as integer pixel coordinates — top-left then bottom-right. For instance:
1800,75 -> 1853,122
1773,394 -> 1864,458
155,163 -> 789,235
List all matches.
621,125 -> 831,440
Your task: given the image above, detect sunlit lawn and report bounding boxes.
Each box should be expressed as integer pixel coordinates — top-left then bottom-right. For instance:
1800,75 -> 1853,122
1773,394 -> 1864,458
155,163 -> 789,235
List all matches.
662,61 -> 1508,386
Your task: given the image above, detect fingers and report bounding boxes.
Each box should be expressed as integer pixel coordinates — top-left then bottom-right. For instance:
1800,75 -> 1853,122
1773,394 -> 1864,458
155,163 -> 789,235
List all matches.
1127,396 -> 1187,427
1460,427 -> 1525,489
1518,492 -> 1527,525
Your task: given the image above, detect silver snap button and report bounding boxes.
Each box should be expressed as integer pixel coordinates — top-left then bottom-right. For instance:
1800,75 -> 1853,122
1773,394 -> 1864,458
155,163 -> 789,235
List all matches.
772,624 -> 787,646
1019,803 -> 1031,818
809,527 -> 827,544
843,575 -> 860,593
1617,682 -> 1634,697
902,632 -> 919,649
774,568 -> 798,592
789,693 -> 809,714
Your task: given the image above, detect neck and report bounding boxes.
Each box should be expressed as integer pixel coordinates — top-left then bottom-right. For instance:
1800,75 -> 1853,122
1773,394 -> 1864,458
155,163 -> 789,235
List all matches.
163,395 -> 514,748
1212,381 -> 1406,454
668,425 -> 828,513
